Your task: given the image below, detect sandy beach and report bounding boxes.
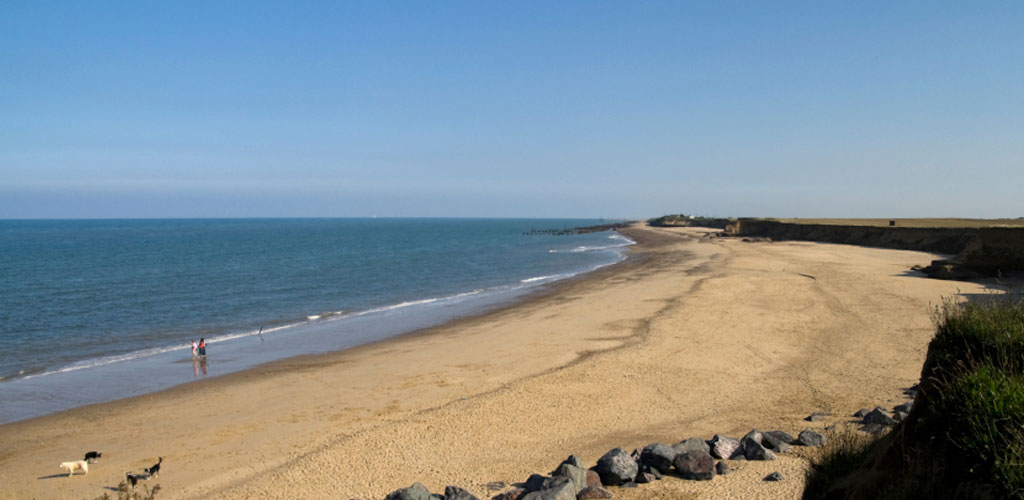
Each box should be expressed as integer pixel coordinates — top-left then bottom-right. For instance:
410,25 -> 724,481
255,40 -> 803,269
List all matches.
0,225 -> 994,500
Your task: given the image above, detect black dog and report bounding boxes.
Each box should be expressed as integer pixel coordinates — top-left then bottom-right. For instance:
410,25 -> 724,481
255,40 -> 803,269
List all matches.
83,451 -> 102,463
144,456 -> 162,478
125,472 -> 139,489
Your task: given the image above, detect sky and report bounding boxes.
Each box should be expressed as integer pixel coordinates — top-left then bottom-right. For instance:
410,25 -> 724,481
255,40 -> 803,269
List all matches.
1,1 -> 1022,219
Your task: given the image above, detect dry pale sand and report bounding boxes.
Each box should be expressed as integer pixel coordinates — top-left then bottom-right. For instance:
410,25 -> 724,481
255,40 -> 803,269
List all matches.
0,225 -> 996,500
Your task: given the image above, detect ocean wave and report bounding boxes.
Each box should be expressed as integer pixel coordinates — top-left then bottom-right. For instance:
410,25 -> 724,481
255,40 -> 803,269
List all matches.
9,243 -> 635,384
14,323 -> 299,382
520,275 -> 557,283
548,242 -> 634,254
20,343 -> 191,381
307,310 -> 347,321
546,233 -> 636,254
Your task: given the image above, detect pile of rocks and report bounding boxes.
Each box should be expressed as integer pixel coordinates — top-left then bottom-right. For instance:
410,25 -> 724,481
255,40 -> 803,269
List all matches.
374,389 -> 920,500
855,401 -> 913,433
379,427 -> 829,500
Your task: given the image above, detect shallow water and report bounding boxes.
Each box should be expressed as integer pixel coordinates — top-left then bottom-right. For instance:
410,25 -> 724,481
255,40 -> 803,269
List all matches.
0,218 -> 632,423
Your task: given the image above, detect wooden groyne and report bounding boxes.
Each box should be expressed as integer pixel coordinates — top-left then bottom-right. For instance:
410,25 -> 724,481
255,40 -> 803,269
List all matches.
523,222 -> 633,236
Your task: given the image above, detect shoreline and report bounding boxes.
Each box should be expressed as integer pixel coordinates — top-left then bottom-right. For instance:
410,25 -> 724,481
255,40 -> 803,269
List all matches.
9,235 -> 640,425
0,229 -> 633,424
0,226 -> 995,499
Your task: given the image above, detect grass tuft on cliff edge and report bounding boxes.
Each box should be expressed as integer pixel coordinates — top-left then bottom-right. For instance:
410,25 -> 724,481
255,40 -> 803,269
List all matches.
804,296 -> 1024,500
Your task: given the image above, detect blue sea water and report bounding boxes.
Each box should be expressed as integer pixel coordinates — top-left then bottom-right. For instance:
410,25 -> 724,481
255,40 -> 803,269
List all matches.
0,218 -> 632,423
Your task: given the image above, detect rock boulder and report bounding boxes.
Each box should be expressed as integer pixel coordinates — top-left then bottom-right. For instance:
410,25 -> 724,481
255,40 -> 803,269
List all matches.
639,444 -> 676,473
762,431 -> 795,449
595,448 -> 638,487
863,408 -> 896,426
445,486 -> 480,500
672,437 -> 711,456
708,435 -> 741,460
576,486 -> 613,500
797,429 -> 827,447
552,464 -> 587,494
673,451 -> 715,481
741,437 -> 777,461
385,483 -> 434,500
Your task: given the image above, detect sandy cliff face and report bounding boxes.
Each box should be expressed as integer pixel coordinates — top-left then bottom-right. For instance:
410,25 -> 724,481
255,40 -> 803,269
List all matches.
728,220 -> 1024,277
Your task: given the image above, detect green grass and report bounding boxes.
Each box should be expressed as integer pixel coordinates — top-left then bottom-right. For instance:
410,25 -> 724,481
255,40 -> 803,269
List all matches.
802,428 -> 878,497
804,296 -> 1024,500
926,298 -> 1024,377
939,365 -> 1024,493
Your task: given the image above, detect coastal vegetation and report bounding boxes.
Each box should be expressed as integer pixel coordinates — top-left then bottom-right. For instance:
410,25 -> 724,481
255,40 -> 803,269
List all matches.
647,214 -> 733,228
803,296 -> 1024,500
90,481 -> 160,500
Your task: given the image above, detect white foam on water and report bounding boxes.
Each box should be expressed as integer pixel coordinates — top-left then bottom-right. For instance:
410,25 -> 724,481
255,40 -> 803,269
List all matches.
11,232 -> 637,385
520,275 -> 557,283
18,322 -> 302,381
552,233 -> 630,252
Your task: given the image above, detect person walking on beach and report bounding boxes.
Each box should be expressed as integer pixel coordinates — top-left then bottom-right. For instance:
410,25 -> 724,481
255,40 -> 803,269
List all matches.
198,338 -> 206,357
191,340 -> 198,359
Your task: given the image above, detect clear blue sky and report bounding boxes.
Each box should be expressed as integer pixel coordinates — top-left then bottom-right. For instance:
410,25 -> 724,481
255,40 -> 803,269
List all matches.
2,1 -> 1021,219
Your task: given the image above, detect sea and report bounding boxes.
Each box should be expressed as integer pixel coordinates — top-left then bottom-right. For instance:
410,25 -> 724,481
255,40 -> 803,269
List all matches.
0,218 -> 633,423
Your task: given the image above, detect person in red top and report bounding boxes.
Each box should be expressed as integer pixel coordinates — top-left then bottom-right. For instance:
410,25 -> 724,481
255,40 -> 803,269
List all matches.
198,338 -> 207,357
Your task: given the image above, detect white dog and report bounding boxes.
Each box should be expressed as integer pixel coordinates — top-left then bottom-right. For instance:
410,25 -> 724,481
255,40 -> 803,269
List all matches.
59,460 -> 88,477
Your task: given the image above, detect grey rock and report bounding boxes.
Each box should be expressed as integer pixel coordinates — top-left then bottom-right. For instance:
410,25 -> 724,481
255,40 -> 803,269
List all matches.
559,455 -> 584,469
552,464 -> 588,495
715,461 -> 732,475
576,486 -> 613,500
797,429 -> 827,447
525,475 -> 550,493
595,448 -> 638,487
805,412 -> 829,422
521,479 -> 575,500
741,429 -> 763,445
672,437 -> 710,456
543,477 -> 571,493
773,443 -> 792,454
673,451 -> 715,481
894,402 -> 913,414
764,472 -> 784,482
762,431 -> 796,450
585,470 -> 602,489
862,423 -> 888,435
635,471 -> 655,484
646,466 -> 663,480
386,483 -> 434,500
863,408 -> 896,426
490,489 -> 524,500
894,410 -> 909,422
445,486 -> 481,500
708,435 -> 741,460
639,443 -> 676,473
741,437 -> 777,461
853,408 -> 871,418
